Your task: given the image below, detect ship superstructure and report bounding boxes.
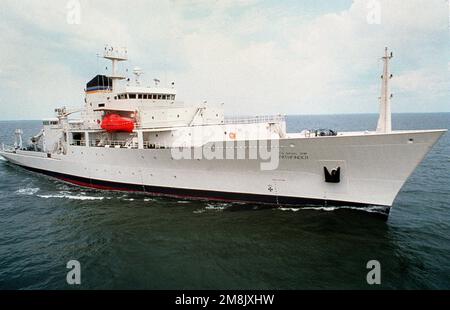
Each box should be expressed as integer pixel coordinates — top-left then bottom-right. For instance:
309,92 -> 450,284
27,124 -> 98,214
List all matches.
0,46 -> 446,217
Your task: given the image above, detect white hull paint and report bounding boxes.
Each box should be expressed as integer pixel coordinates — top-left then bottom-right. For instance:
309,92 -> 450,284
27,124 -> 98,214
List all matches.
1,129 -> 444,208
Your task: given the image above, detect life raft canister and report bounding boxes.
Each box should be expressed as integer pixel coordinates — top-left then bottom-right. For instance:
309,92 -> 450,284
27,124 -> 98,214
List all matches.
101,114 -> 135,133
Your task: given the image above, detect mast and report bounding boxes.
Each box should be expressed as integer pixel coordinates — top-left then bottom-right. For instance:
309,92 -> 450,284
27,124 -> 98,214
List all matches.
376,47 -> 393,133
103,45 -> 128,92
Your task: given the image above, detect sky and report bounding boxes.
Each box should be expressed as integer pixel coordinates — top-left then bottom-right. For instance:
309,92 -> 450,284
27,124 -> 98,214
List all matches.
0,0 -> 449,120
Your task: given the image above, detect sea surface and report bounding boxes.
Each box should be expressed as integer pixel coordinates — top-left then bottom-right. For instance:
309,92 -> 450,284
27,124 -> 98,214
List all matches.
0,113 -> 449,289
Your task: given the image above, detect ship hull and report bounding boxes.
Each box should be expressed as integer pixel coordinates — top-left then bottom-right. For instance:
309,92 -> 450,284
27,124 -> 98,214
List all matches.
0,129 -> 445,216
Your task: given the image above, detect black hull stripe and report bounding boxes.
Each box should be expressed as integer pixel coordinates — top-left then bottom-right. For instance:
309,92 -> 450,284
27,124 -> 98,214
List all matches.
12,163 -> 387,212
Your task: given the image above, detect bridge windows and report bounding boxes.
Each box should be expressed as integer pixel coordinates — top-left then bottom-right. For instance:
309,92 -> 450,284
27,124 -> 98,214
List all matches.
43,120 -> 59,126
116,93 -> 176,100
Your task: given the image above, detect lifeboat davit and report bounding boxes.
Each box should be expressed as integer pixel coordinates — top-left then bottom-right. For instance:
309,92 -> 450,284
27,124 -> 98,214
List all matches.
101,114 -> 135,133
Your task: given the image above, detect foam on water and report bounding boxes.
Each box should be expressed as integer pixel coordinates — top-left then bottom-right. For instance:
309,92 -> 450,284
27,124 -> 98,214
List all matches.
37,194 -> 105,201
279,205 -> 388,214
193,209 -> 206,214
279,207 -> 301,212
15,187 -> 40,196
204,203 -> 231,211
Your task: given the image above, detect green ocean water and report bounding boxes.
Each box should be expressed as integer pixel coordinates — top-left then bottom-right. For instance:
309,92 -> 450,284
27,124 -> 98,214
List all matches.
0,113 -> 449,289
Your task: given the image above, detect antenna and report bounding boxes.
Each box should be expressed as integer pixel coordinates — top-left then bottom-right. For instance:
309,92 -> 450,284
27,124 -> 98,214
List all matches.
133,67 -> 144,86
153,78 -> 160,87
376,47 -> 394,133
103,45 -> 128,91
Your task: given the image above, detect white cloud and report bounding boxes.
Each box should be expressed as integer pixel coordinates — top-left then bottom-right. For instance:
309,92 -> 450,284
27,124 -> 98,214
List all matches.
0,0 -> 448,120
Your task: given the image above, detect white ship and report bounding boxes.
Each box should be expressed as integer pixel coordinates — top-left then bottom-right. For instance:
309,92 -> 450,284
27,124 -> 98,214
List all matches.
0,46 -> 446,217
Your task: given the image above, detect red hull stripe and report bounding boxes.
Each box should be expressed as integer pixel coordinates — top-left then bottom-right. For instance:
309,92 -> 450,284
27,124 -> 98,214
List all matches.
12,163 -> 388,214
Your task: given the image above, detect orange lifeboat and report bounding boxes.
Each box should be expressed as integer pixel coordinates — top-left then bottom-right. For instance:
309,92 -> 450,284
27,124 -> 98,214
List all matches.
101,114 -> 135,133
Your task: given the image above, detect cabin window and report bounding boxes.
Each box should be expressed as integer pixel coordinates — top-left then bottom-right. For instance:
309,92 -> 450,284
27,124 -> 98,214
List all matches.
114,96 -> 117,100
171,95 -> 176,100
44,120 -> 59,125
119,94 -> 126,100
157,94 -> 162,100
129,94 -> 136,99
143,94 -> 148,99
98,103 -> 105,107
138,94 -> 143,99
71,132 -> 85,146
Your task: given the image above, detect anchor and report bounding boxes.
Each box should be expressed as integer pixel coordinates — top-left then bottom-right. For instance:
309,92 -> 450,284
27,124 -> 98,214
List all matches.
324,167 -> 340,183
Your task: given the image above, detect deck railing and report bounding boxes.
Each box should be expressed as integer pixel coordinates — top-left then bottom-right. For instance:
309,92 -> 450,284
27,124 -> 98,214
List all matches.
224,114 -> 286,125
